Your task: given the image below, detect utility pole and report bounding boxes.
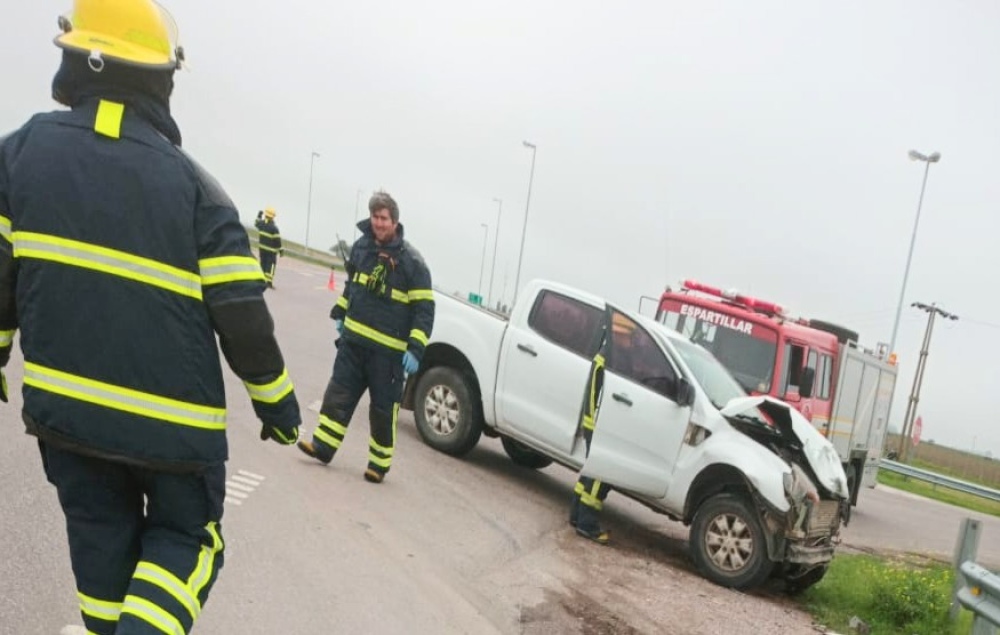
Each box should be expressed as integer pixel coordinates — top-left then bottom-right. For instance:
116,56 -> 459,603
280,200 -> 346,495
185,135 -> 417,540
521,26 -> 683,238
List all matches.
897,302 -> 958,461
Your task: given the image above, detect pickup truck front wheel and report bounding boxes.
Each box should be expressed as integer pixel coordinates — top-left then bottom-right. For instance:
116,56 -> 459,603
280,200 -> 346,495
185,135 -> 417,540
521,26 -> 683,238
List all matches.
414,367 -> 483,456
690,493 -> 772,590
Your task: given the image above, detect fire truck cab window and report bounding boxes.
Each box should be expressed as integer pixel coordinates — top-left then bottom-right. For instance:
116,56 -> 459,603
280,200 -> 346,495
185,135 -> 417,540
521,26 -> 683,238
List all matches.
781,343 -> 807,398
528,291 -> 604,358
819,354 -> 833,399
607,312 -> 678,399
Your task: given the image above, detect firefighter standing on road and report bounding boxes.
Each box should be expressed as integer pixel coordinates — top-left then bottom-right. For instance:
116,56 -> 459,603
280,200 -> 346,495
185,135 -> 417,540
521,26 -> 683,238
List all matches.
255,206 -> 283,288
297,191 -> 434,483
569,346 -> 612,544
0,2 -> 302,634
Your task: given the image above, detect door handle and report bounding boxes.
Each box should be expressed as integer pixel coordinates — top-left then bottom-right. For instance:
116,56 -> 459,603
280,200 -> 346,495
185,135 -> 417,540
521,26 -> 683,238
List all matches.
516,343 -> 538,357
612,392 -> 633,406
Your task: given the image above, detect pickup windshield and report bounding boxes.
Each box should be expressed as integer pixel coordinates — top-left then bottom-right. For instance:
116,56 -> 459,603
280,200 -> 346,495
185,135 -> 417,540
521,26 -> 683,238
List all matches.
657,299 -> 778,394
668,336 -> 749,410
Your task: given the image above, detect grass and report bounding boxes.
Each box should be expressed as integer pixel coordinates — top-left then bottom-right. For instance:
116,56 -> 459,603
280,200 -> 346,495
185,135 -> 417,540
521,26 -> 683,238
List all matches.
877,469 -> 1000,517
801,553 -> 974,635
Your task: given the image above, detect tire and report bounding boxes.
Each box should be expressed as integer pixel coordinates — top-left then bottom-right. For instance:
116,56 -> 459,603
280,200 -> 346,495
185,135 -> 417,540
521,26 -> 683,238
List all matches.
809,319 -> 860,346
413,367 -> 483,456
784,564 -> 829,595
689,493 -> 773,590
500,437 -> 553,469
846,462 -> 860,509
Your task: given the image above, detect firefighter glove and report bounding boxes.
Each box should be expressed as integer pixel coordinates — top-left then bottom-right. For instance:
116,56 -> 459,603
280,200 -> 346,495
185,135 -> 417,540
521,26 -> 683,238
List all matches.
260,422 -> 299,445
402,351 -> 419,375
0,370 -> 7,403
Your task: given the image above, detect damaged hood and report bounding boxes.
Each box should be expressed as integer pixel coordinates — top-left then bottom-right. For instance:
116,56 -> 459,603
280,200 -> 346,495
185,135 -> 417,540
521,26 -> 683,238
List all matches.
720,396 -> 849,499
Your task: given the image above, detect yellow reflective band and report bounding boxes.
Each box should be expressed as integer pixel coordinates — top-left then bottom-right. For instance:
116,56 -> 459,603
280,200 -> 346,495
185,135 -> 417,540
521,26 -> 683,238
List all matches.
590,480 -> 603,497
574,481 -> 586,495
257,231 -> 280,239
188,522 -> 223,600
409,329 -> 429,346
368,452 -> 392,468
369,437 -> 395,457
344,318 -> 407,351
244,369 -> 293,404
314,427 -> 342,449
407,289 -> 434,302
390,289 -> 409,303
199,256 -> 265,286
78,591 -> 123,622
95,100 -> 125,139
0,214 -> 10,243
582,414 -> 595,431
121,595 -> 185,635
0,329 -> 13,348
353,273 -> 369,284
24,362 -> 226,430
258,245 -> 280,253
580,492 -> 603,511
319,415 -> 348,436
134,561 -> 200,621
336,296 -> 349,310
594,354 -> 606,368
13,232 -> 202,300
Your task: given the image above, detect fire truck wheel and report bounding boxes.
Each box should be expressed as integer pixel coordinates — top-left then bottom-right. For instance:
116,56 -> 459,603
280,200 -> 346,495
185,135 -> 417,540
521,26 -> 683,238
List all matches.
414,366 -> 483,456
809,319 -> 860,346
690,493 -> 772,590
500,436 -> 554,469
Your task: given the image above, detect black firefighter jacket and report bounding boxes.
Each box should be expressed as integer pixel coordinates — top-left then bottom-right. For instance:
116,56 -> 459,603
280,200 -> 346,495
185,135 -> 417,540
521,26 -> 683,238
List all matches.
331,219 -> 435,360
0,96 -> 301,471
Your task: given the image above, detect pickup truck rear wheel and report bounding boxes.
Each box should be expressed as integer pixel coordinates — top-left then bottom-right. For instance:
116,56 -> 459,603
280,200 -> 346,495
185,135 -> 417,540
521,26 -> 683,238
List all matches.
690,493 -> 772,590
500,437 -> 553,469
414,367 -> 483,456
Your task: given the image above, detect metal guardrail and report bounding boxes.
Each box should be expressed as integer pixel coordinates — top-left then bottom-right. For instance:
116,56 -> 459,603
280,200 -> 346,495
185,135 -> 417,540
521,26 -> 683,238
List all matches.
880,459 -> 1000,503
957,560 -> 1000,634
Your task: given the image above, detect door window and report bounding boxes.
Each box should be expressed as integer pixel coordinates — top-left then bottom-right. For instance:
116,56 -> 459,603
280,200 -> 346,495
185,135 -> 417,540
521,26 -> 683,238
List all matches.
528,290 -> 605,358
606,311 -> 678,400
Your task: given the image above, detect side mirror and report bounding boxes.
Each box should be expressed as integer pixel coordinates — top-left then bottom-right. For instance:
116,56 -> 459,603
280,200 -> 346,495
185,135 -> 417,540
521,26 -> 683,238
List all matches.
677,377 -> 695,408
800,367 -> 816,399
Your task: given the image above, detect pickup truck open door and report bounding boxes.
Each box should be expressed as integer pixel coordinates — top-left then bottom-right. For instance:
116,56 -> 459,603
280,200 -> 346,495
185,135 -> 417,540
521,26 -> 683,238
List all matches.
581,308 -> 693,500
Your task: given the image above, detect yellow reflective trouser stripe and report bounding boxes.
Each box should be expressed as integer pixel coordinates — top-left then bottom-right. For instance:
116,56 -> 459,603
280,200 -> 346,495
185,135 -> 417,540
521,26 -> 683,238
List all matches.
244,369 -> 293,404
408,289 -> 434,302
12,232 -> 202,300
78,591 -> 123,622
582,414 -> 595,431
199,256 -> 265,286
95,99 -> 124,139
314,427 -> 341,449
368,404 -> 398,468
0,214 -> 10,243
316,415 -> 346,448
344,318 -> 407,351
133,561 -> 200,621
121,595 -> 185,635
574,479 -> 603,509
24,362 -> 226,430
319,415 -> 347,436
188,522 -> 223,599
409,329 -> 429,346
336,295 -> 349,310
0,329 -> 13,348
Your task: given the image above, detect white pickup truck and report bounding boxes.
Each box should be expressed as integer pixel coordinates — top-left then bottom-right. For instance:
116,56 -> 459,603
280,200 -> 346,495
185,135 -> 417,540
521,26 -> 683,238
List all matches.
400,280 -> 849,592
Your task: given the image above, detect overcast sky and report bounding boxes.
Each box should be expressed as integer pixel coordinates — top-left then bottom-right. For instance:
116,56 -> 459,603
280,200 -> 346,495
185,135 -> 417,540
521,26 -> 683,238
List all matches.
5,1 -> 999,454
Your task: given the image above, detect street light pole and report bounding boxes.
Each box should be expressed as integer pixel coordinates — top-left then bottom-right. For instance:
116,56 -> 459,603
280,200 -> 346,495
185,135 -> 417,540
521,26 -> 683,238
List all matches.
353,188 -> 363,239
487,197 -> 502,309
304,151 -> 321,250
889,150 -> 941,356
897,302 -> 958,461
513,141 -> 536,304
479,223 -> 489,299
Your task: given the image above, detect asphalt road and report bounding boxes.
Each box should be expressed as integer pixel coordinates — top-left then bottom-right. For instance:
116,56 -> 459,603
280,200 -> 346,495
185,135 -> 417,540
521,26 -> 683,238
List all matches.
2,256 -> 998,635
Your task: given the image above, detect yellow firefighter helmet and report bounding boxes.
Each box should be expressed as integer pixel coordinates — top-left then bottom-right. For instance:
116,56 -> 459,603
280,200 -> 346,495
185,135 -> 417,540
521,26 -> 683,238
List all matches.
54,0 -> 184,71
264,207 -> 276,219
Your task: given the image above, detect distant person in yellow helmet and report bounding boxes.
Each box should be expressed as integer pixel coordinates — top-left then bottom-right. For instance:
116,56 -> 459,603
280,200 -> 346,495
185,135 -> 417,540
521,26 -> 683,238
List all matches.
255,207 -> 284,289
0,2 -> 303,634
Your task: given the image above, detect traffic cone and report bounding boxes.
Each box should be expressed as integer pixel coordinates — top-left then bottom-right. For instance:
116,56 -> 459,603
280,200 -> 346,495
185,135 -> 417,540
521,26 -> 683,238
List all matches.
327,270 -> 336,291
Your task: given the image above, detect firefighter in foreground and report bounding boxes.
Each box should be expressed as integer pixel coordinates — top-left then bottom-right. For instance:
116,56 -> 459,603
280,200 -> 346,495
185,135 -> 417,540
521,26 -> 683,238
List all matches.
298,191 -> 435,483
255,207 -> 283,288
0,2 -> 302,633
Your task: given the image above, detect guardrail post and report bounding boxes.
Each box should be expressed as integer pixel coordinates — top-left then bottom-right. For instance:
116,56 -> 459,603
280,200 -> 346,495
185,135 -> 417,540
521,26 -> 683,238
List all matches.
953,518 -> 983,620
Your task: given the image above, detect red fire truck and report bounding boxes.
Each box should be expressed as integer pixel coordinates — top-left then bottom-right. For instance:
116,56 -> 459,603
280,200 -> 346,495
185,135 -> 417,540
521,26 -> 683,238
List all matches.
653,280 -> 898,506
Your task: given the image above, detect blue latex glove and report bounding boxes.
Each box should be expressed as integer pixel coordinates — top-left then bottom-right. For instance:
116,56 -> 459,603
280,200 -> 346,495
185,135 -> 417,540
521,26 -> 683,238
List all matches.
402,351 -> 419,375
334,319 -> 344,335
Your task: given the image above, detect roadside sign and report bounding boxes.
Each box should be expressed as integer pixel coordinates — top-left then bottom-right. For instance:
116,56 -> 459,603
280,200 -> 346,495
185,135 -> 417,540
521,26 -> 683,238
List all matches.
912,416 -> 922,446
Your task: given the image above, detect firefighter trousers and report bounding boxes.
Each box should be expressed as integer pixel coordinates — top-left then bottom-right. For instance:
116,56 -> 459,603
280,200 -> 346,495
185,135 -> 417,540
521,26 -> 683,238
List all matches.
310,340 -> 403,476
570,428 -> 611,532
39,441 -> 225,635
259,250 -> 277,286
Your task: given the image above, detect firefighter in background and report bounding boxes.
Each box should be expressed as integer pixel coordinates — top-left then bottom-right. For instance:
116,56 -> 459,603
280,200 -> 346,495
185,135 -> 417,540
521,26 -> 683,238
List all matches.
569,345 -> 612,544
0,2 -> 302,634
255,206 -> 283,288
297,190 -> 435,484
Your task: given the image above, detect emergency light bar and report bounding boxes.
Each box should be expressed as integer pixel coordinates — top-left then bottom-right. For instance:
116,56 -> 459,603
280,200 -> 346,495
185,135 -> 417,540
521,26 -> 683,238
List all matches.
681,279 -> 785,317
